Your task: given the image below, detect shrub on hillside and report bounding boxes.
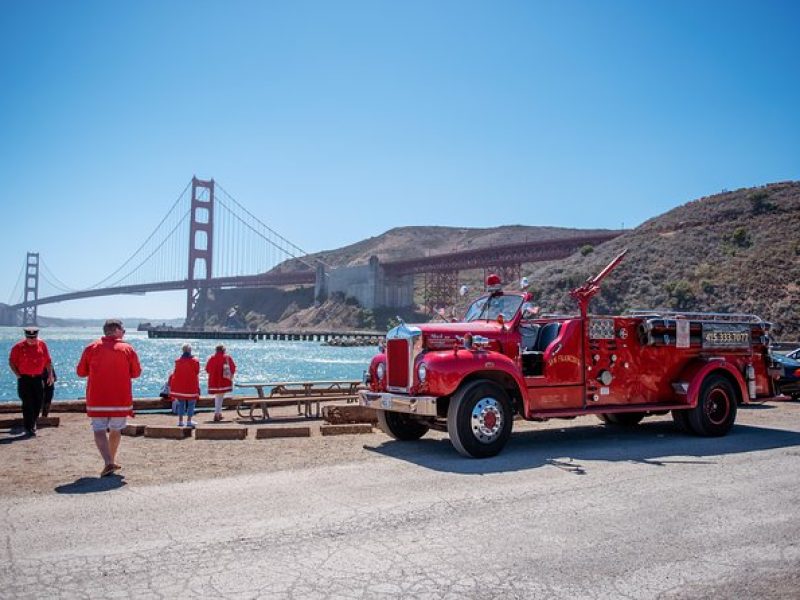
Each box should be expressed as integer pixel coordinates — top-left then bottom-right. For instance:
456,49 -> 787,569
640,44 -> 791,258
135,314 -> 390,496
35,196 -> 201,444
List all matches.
729,227 -> 752,248
748,191 -> 775,215
664,280 -> 697,310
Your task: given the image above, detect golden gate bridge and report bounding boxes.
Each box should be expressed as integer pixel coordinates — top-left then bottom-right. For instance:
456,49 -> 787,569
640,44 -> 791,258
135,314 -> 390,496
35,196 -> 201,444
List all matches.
5,176 -> 621,327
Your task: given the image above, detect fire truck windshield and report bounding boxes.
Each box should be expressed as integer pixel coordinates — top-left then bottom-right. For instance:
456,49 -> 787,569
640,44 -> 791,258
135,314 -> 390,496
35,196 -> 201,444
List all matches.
463,294 -> 524,322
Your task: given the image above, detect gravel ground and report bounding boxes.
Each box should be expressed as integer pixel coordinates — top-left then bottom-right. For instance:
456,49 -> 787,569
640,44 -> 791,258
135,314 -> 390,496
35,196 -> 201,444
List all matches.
1,401 -> 799,599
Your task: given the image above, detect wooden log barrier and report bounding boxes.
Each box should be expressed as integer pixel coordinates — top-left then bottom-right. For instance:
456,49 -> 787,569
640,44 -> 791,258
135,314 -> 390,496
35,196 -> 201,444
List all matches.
320,424 -> 373,436
0,416 -> 60,429
144,426 -> 192,439
194,427 -> 248,440
255,426 -> 312,439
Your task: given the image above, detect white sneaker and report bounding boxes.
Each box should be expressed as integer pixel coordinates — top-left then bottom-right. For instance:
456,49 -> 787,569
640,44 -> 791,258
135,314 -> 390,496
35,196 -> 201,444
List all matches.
187,420 -> 196,429
177,421 -> 184,428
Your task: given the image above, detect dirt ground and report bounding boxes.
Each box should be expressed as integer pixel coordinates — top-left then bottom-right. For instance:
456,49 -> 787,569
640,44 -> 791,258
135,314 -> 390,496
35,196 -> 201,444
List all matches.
1,400 -> 797,498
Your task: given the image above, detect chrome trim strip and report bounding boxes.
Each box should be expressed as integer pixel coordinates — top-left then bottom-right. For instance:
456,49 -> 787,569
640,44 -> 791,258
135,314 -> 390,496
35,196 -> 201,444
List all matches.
359,391 -> 438,417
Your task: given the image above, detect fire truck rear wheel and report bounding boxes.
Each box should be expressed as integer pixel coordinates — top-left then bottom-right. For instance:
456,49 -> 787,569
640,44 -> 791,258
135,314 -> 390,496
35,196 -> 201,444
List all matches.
376,410 -> 430,441
447,380 -> 513,458
687,373 -> 738,436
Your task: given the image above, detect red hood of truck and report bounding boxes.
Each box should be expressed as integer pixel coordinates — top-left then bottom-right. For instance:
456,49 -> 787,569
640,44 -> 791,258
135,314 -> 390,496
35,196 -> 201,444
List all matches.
417,321 -> 507,350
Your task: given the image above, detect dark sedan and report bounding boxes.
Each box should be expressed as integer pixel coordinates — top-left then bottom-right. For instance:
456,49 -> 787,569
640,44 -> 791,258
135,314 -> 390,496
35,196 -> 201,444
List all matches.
772,348 -> 800,399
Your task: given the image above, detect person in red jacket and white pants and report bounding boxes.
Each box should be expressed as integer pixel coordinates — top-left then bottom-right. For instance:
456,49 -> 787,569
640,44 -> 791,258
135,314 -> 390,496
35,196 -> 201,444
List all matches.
170,343 -> 200,428
76,319 -> 142,477
205,344 -> 236,422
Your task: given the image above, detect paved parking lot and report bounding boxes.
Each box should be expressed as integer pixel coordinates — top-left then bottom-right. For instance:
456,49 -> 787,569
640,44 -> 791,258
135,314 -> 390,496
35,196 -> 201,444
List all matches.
2,402 -> 799,598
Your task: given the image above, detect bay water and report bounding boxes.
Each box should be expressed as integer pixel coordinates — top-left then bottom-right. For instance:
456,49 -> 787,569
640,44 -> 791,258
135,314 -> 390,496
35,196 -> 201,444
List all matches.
0,327 -> 376,403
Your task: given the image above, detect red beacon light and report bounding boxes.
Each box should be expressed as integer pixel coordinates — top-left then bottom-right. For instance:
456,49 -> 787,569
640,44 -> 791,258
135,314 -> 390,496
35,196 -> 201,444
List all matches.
486,273 -> 502,292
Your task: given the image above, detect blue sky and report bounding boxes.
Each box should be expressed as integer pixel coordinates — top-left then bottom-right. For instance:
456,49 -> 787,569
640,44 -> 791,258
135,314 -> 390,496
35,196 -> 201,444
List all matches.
1,0 -> 798,320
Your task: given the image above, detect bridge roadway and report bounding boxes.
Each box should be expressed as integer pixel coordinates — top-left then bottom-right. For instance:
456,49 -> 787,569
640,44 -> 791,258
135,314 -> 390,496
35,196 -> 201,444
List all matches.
382,231 -> 621,275
8,271 -> 315,309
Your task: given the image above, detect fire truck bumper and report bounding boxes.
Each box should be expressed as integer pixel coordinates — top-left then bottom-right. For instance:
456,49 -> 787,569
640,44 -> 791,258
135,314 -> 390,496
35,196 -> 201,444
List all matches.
359,391 -> 438,416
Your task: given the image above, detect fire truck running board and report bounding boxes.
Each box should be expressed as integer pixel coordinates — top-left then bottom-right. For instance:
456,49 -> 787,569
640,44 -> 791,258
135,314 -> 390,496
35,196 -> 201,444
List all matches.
529,402 -> 690,420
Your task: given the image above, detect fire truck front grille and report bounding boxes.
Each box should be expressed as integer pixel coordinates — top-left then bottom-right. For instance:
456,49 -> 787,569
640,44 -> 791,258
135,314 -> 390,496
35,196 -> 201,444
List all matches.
387,338 -> 410,390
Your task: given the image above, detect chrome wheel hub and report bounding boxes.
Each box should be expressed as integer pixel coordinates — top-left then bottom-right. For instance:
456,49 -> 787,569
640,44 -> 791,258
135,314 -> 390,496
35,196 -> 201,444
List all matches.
471,396 -> 503,444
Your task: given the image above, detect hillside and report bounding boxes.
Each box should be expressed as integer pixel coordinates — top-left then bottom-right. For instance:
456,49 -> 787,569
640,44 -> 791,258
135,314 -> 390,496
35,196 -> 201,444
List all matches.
203,182 -> 799,338
525,181 -> 800,337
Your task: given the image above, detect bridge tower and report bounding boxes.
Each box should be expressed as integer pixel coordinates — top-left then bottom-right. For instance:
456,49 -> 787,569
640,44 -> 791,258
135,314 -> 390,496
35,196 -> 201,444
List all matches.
186,177 -> 215,326
23,252 -> 40,326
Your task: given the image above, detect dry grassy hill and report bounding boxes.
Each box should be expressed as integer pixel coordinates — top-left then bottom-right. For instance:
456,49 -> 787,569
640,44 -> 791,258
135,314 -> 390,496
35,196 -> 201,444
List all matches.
276,224 -> 614,270
526,181 -> 800,337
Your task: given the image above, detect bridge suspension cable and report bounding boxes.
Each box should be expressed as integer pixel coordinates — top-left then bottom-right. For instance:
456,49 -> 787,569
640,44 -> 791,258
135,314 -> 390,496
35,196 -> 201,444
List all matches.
215,183 -> 319,270
86,180 -> 192,289
101,211 -> 190,288
39,259 -> 79,293
7,262 -> 25,305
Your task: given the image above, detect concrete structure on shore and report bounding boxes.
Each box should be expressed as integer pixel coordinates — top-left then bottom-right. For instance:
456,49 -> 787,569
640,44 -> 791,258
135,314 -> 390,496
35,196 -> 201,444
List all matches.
315,256 -> 414,310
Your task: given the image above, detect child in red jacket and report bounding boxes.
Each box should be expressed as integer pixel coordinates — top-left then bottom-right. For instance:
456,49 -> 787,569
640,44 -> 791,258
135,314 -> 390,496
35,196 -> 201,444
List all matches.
170,343 -> 200,428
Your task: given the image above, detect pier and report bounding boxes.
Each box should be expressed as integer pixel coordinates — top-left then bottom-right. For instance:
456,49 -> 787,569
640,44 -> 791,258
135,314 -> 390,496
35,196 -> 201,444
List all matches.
145,326 -> 384,343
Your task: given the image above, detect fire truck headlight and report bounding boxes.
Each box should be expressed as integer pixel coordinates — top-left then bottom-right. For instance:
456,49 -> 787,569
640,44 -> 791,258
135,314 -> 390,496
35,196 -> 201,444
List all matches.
417,363 -> 427,383
376,363 -> 385,381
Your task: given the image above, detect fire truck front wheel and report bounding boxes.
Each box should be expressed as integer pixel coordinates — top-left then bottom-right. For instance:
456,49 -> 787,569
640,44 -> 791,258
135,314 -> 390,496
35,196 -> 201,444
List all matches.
687,374 -> 738,436
447,380 -> 513,458
376,410 -> 430,441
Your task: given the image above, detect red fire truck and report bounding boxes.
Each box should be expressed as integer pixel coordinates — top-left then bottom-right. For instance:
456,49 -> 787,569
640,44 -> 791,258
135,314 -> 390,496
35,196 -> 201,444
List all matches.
359,250 -> 778,458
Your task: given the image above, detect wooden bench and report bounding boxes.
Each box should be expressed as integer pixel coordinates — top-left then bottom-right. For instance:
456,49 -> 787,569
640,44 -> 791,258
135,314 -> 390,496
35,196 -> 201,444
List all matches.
235,380 -> 361,421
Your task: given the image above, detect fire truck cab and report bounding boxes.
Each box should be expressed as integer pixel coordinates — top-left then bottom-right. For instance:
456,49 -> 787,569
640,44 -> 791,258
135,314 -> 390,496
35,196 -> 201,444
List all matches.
360,250 -> 778,458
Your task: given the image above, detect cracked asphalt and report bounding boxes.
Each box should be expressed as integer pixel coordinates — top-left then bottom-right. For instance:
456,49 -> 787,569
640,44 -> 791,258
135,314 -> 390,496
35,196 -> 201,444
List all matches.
2,403 -> 800,599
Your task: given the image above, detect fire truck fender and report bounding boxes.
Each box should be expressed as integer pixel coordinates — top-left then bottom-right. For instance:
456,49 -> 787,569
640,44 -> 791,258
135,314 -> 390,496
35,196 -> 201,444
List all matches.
678,360 -> 747,408
423,350 -> 526,401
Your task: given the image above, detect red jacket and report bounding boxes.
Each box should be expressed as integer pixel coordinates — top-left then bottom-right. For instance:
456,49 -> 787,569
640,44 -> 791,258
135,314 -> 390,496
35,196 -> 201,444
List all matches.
170,355 -> 200,400
205,352 -> 236,394
10,339 -> 52,376
76,336 -> 142,417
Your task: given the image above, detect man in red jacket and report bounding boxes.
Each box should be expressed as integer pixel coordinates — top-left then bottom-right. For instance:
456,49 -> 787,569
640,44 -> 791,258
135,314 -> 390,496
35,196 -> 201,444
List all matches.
76,319 -> 142,477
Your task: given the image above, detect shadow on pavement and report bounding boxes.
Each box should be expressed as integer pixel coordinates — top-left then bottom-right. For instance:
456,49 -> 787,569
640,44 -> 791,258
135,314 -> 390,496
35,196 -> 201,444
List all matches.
364,421 -> 800,476
55,475 -> 127,494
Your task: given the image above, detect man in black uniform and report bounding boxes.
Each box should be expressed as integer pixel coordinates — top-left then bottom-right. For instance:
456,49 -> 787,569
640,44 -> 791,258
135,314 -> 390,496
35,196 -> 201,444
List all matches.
8,327 -> 54,436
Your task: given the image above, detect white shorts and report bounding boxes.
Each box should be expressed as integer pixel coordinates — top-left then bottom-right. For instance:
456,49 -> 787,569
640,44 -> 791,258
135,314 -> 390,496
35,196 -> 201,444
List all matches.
90,417 -> 128,432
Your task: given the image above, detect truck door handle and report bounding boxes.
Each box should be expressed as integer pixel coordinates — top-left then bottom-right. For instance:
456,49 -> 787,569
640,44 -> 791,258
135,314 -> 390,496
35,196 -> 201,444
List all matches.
551,343 -> 562,356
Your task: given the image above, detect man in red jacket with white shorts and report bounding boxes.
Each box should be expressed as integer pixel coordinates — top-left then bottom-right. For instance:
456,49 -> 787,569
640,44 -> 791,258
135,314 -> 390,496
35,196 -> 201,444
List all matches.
76,319 -> 142,477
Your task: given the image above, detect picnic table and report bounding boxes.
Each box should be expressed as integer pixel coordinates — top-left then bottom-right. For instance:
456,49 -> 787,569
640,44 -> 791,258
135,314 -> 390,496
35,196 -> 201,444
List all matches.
235,380 -> 362,421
